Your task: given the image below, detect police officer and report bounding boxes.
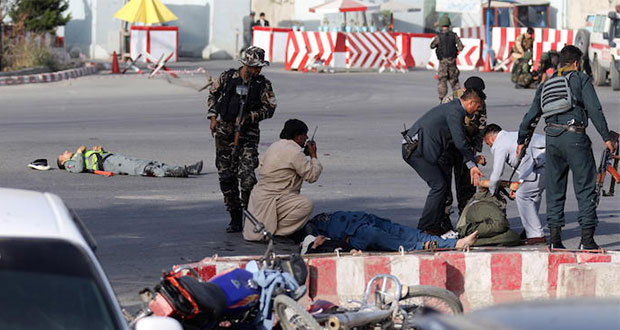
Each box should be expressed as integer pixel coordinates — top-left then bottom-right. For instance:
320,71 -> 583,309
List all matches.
403,89 -> 484,236
207,46 -> 277,233
57,145 -> 202,177
440,77 -> 488,218
430,15 -> 464,101
517,45 -> 615,249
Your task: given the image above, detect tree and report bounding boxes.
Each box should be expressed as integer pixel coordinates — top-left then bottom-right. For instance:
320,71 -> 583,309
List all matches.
9,0 -> 71,34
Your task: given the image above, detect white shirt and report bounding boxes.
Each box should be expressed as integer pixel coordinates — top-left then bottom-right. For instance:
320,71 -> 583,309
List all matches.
489,130 -> 545,193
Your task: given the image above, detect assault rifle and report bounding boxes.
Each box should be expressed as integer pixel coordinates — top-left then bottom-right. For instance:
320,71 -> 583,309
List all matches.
304,125 -> 318,156
233,82 -> 251,148
495,116 -> 540,199
595,131 -> 620,205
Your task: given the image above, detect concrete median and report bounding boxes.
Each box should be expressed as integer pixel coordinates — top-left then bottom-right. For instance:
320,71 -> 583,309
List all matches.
175,249 -> 620,311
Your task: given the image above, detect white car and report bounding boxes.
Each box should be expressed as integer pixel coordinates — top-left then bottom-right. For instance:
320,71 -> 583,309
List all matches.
0,188 -> 181,330
575,7 -> 620,89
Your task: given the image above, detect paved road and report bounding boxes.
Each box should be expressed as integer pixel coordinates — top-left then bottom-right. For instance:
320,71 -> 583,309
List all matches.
1,61 -> 618,308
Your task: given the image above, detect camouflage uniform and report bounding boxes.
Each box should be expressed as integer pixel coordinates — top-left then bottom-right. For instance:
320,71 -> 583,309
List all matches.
207,47 -> 276,231
511,52 -> 536,88
439,90 -> 487,214
431,31 -> 464,100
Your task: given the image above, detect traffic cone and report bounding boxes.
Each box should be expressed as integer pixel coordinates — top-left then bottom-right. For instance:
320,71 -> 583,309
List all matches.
111,51 -> 120,74
482,52 -> 492,72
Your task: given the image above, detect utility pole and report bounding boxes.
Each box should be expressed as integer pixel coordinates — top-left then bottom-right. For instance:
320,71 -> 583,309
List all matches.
0,0 -> 4,71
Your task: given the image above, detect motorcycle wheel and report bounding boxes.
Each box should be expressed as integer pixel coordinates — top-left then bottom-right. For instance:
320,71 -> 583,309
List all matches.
399,285 -> 464,315
273,295 -> 321,330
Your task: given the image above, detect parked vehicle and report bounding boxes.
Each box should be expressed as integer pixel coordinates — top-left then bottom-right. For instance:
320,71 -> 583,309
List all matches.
412,297 -> 620,330
0,187 -> 181,330
575,6 -> 620,89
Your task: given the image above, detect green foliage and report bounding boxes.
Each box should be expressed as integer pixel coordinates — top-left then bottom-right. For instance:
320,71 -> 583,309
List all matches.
9,0 -> 71,33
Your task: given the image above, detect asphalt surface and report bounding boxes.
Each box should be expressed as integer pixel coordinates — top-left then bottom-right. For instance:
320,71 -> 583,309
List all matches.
1,61 -> 619,309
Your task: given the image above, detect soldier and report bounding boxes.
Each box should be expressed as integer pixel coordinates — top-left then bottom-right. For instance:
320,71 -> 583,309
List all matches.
511,51 -> 537,89
207,46 -> 277,233
517,45 -> 615,250
511,27 -> 534,62
536,50 -> 560,83
430,15 -> 464,101
440,77 -> 488,219
57,145 -> 202,177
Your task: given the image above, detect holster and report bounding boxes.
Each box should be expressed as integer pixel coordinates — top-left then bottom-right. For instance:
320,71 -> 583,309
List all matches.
401,129 -> 419,160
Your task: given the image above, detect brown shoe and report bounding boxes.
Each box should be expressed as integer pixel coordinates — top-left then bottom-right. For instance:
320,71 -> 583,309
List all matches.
524,237 -> 546,245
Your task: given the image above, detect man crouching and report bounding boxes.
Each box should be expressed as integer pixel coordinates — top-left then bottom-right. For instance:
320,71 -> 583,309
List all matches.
244,119 -> 323,241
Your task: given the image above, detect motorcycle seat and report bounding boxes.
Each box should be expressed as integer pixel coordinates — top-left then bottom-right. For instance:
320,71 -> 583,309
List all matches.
177,276 -> 228,319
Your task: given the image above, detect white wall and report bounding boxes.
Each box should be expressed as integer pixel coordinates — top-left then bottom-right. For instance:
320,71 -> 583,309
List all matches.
203,0 -> 250,59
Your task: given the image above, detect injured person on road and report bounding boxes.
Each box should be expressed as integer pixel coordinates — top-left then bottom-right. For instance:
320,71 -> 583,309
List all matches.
300,211 -> 478,255
57,145 -> 203,177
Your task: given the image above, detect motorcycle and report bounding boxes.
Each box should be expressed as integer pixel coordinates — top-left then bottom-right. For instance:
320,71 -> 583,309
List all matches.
129,210 -> 308,329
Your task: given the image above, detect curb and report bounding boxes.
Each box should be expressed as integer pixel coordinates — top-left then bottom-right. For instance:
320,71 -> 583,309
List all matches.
557,263 -> 620,298
0,64 -> 98,86
174,249 -> 620,311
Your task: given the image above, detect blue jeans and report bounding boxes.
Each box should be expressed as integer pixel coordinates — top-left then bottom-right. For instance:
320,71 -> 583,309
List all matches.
347,215 -> 457,251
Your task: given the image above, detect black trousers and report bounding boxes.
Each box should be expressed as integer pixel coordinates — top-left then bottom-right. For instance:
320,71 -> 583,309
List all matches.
403,146 -> 451,231
438,144 -> 476,215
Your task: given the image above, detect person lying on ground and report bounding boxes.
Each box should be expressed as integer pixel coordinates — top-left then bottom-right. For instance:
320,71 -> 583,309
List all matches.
300,211 -> 478,254
57,145 -> 203,177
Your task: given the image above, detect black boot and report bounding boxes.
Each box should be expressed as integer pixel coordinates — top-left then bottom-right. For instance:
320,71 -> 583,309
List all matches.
164,166 -> 188,177
226,208 -> 243,233
579,227 -> 600,250
549,227 -> 565,249
185,160 -> 203,175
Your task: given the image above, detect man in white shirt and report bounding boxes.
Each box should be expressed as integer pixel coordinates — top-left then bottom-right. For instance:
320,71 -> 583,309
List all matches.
244,119 -> 322,241
480,124 -> 546,245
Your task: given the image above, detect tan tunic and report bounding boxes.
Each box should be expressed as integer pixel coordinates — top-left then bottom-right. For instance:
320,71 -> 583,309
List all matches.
244,139 -> 323,241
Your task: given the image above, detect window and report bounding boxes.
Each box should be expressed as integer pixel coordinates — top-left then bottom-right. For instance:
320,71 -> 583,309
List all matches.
594,15 -> 606,33
0,239 -> 123,330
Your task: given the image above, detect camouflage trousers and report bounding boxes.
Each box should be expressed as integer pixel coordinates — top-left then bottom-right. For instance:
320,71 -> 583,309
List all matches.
515,72 -> 536,88
214,124 -> 259,212
437,58 -> 460,100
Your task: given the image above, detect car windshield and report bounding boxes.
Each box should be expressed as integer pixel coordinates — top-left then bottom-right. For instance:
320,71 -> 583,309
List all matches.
0,239 -> 124,330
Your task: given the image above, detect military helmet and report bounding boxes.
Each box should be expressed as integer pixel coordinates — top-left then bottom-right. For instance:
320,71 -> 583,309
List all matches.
438,15 -> 451,27
240,46 -> 270,67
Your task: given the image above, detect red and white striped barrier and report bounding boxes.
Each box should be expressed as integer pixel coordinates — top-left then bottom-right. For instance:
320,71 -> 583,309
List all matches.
492,27 -> 575,70
426,38 -> 484,71
345,32 -> 405,70
285,31 -> 408,72
174,250 -> 620,311
409,34 -> 435,68
0,65 -> 98,86
454,26 -> 486,42
130,26 -> 179,63
285,31 -> 346,71
252,26 -> 293,63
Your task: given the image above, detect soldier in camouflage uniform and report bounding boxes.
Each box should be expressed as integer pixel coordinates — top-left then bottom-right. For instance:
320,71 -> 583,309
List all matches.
439,77 -> 487,222
536,50 -> 559,83
511,28 -> 534,62
207,46 -> 277,232
511,51 -> 538,89
430,15 -> 464,101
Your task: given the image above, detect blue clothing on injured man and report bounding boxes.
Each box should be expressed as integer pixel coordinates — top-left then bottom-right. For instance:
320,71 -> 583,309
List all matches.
309,211 -> 457,251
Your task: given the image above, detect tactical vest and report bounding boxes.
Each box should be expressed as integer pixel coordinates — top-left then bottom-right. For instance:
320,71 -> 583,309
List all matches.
435,32 -> 458,60
522,37 -> 533,52
215,69 -> 267,123
84,150 -> 106,171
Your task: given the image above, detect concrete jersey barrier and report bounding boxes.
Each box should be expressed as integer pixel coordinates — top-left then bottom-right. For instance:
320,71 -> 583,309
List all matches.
174,249 -> 620,312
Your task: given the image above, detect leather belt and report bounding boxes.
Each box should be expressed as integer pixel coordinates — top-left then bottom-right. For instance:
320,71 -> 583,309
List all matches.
547,123 -> 586,134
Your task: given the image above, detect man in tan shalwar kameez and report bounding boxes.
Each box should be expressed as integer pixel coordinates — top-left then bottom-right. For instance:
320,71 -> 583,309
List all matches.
244,119 -> 323,241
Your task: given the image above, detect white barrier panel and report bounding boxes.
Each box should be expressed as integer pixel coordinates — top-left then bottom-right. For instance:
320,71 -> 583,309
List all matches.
410,36 -> 434,68
453,26 -> 486,42
427,38 -> 483,71
130,26 -> 178,62
252,27 -> 294,63
491,27 -> 575,65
